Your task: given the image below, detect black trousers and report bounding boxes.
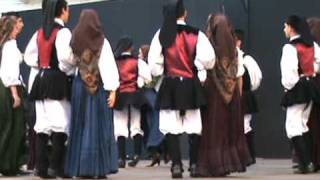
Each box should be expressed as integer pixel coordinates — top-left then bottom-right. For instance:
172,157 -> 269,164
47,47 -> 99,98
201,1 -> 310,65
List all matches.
292,135 -> 311,169
36,132 -> 67,176
167,133 -> 200,167
246,131 -> 256,163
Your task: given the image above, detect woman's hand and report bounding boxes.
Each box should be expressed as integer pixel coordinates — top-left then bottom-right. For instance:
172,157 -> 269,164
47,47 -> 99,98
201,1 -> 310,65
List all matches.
12,94 -> 21,108
10,86 -> 21,108
108,91 -> 116,108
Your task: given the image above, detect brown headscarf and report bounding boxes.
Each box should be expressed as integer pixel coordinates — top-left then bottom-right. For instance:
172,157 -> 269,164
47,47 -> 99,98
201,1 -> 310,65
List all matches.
307,17 -> 320,45
71,9 -> 104,94
206,14 -> 238,104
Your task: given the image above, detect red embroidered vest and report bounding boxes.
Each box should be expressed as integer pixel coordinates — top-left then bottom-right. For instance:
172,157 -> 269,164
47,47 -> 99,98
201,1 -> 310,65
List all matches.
164,25 -> 199,78
116,55 -> 138,93
37,25 -> 62,69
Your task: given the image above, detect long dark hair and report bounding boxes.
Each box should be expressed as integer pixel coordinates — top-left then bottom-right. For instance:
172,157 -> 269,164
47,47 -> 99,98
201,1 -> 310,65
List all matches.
0,16 -> 16,63
114,36 -> 133,59
286,15 -> 314,47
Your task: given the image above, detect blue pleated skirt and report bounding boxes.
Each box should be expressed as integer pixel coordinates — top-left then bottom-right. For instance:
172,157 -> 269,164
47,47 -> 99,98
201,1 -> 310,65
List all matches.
143,88 -> 164,148
64,75 -> 118,177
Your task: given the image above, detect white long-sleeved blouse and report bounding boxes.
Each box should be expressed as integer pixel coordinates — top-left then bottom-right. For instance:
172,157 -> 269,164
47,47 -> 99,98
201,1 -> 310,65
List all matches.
0,39 -> 22,87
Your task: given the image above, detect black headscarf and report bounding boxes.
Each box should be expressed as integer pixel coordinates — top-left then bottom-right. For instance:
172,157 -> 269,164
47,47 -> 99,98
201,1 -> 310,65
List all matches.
159,0 -> 185,49
114,36 -> 133,59
286,15 -> 314,47
42,0 -> 67,39
42,0 -> 58,39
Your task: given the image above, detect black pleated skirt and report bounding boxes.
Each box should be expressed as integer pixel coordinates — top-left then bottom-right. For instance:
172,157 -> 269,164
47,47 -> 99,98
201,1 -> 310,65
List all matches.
156,77 -> 206,110
281,77 -> 320,107
243,91 -> 258,114
29,69 -> 72,101
114,90 -> 149,110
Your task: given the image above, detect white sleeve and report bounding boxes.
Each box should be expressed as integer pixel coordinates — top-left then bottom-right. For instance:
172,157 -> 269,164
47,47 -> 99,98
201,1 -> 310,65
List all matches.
138,59 -> 152,87
98,39 -> 120,91
314,42 -> 320,73
27,68 -> 39,94
237,48 -> 245,77
243,55 -> 262,91
195,31 -> 216,71
0,42 -> 22,87
55,28 -> 76,75
148,30 -> 164,77
280,44 -> 299,90
24,32 -> 39,68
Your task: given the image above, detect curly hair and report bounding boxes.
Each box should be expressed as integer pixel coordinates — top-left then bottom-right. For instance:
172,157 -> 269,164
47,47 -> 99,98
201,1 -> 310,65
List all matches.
0,16 -> 17,60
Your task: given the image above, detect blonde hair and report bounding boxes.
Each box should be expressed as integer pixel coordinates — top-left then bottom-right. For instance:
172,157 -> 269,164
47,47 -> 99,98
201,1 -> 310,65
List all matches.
0,16 -> 16,62
0,16 -> 16,47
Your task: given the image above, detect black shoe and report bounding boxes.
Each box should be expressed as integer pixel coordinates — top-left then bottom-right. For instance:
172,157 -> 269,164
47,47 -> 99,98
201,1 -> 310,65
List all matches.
1,170 -> 17,176
189,164 -> 200,178
164,154 -> 171,164
293,165 -> 310,174
48,168 -> 68,178
313,164 -> 320,172
307,163 -> 316,172
118,159 -> 126,168
37,169 -> 55,179
38,173 -> 55,179
147,153 -> 161,167
292,164 -> 299,169
128,155 -> 140,167
171,164 -> 183,179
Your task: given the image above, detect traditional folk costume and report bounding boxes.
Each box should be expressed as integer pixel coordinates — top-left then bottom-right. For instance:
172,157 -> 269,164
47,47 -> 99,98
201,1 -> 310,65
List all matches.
197,14 -> 252,177
114,37 -> 152,168
24,1 -> 76,177
141,74 -> 166,166
280,15 -> 320,174
238,48 -> 262,164
0,37 -> 25,175
64,9 -> 119,178
307,72 -> 320,171
307,17 -> 320,171
138,46 -> 166,167
25,67 -> 38,170
148,0 -> 215,178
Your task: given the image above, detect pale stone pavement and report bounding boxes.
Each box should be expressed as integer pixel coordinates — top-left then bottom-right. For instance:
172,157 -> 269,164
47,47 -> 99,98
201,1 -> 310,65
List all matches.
1,159 -> 319,180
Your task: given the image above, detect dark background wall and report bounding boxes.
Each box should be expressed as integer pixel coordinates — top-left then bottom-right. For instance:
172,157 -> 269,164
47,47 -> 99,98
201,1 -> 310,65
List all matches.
13,0 -> 320,158
248,0 -> 320,158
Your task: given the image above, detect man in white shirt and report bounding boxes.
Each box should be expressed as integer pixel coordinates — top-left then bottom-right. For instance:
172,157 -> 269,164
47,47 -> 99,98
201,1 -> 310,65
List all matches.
280,15 -> 320,174
24,0 -> 76,178
148,0 -> 215,178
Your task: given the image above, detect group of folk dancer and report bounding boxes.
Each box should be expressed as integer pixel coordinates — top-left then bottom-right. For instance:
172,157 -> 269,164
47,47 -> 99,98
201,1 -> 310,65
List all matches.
1,0 -> 320,179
